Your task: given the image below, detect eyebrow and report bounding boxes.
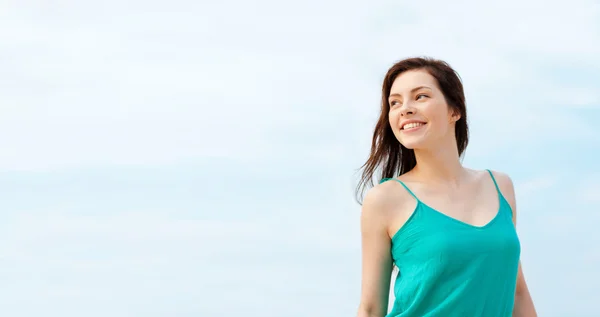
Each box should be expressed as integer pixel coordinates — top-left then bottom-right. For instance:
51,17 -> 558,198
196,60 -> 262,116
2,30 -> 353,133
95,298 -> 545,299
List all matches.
388,85 -> 432,99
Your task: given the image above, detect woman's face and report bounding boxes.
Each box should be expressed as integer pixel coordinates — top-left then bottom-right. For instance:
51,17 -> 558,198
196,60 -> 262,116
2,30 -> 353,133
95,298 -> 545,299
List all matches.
388,69 -> 460,150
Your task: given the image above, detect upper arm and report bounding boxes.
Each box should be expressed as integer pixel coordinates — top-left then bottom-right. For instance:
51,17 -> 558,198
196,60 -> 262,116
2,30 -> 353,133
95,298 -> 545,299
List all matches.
357,187 -> 394,316
490,170 -> 530,294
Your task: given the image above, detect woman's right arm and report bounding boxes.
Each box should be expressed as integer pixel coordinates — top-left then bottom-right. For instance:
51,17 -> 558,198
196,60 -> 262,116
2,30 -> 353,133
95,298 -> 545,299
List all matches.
357,187 -> 394,317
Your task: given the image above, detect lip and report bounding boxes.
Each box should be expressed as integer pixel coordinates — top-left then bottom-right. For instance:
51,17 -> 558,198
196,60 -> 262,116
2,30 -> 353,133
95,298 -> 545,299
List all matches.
400,119 -> 427,130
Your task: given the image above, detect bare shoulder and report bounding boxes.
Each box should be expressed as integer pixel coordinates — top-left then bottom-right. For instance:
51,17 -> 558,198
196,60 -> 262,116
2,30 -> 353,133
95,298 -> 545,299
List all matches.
486,169 -> 518,220
361,179 -> 416,238
486,170 -> 516,201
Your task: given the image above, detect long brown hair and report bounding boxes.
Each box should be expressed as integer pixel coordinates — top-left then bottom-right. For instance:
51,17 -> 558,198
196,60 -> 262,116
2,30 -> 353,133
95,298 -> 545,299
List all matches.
355,57 -> 469,204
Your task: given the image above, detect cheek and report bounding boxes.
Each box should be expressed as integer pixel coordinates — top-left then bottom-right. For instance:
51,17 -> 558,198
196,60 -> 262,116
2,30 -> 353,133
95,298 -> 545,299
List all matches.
422,102 -> 450,128
388,109 -> 404,139
388,109 -> 400,128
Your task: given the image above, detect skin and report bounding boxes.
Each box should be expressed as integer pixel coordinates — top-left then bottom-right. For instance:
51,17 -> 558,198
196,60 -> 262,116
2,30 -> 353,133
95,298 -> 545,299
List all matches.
356,70 -> 537,317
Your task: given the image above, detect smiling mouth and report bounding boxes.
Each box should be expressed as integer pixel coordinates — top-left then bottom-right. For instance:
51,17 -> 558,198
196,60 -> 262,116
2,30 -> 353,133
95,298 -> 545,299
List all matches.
402,122 -> 426,131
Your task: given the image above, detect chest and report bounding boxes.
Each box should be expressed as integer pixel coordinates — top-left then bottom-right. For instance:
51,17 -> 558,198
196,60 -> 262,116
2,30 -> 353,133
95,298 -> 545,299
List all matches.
410,179 -> 500,228
394,217 -> 521,267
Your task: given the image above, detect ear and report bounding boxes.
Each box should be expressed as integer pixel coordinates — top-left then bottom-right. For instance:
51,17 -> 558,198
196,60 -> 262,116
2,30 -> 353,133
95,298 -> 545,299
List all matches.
449,108 -> 461,122
452,111 -> 461,122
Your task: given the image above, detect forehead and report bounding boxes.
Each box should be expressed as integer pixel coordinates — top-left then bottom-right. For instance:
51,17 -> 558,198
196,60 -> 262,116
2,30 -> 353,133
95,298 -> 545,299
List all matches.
390,69 -> 438,94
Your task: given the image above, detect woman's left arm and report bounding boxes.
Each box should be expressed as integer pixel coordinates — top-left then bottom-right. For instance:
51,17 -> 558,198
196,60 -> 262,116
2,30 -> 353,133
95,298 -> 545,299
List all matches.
492,171 -> 537,317
513,262 -> 537,317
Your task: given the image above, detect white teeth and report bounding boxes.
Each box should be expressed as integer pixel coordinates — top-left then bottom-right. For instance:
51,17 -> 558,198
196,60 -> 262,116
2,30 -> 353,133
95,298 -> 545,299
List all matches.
403,122 -> 425,130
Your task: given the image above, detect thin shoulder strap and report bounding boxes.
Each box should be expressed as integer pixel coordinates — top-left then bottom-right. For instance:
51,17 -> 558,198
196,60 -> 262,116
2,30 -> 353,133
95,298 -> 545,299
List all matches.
380,178 -> 419,200
486,169 -> 501,193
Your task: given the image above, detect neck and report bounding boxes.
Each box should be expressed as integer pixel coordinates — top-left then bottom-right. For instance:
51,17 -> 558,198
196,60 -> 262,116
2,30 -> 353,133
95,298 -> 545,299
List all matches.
410,138 -> 466,186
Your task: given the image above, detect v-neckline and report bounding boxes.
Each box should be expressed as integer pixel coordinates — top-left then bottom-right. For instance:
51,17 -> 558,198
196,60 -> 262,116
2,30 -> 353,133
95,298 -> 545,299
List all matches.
416,199 -> 503,230
384,169 -> 508,231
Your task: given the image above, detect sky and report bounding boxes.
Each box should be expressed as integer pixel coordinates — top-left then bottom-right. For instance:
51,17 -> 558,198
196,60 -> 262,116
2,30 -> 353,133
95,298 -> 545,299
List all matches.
0,0 -> 599,316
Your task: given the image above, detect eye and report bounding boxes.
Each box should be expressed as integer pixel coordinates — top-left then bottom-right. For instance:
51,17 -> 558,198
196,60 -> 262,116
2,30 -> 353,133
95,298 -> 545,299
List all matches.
390,100 -> 402,107
416,94 -> 428,100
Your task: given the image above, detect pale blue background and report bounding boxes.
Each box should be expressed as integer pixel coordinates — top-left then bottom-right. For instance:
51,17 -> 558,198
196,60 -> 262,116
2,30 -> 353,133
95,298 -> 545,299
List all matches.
1,1 -> 599,316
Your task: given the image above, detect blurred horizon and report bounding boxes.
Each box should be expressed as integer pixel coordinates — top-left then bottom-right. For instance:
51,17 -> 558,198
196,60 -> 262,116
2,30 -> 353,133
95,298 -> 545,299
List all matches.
1,1 -> 599,316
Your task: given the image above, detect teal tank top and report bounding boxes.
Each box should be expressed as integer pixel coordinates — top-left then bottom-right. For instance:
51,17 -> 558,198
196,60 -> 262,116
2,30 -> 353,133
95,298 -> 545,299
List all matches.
380,170 -> 520,317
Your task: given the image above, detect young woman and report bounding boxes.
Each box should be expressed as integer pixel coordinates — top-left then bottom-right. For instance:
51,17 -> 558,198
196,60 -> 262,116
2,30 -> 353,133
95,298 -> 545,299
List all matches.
355,57 -> 537,317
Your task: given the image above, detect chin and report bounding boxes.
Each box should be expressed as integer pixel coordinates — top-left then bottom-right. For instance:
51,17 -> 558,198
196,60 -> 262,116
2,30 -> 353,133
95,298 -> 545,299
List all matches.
399,140 -> 425,150
397,126 -> 433,150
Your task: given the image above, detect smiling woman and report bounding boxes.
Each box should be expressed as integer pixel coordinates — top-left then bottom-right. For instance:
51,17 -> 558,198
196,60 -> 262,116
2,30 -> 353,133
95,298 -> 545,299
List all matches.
355,57 -> 537,317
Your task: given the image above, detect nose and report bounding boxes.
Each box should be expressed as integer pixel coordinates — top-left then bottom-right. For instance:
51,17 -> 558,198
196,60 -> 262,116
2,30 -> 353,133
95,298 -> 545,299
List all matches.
399,102 -> 415,117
